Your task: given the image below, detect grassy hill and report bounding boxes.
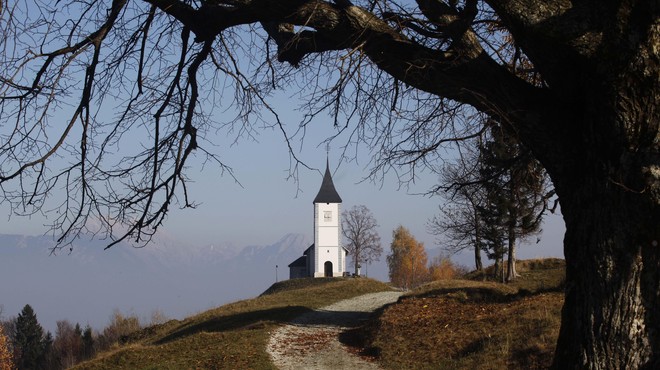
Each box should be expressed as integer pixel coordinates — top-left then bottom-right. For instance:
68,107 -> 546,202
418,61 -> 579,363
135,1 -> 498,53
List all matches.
73,278 -> 393,369
74,259 -> 565,369
355,258 -> 565,369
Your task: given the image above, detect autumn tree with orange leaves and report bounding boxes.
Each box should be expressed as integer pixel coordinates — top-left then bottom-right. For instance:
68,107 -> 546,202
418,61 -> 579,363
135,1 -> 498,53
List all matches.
0,325 -> 13,370
428,255 -> 460,281
387,226 -> 429,290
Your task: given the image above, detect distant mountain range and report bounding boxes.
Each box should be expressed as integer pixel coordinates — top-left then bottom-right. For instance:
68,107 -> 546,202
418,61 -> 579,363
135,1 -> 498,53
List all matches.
0,232 -> 311,333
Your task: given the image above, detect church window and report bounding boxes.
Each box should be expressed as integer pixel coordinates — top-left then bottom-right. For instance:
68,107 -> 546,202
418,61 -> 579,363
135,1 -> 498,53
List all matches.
324,211 -> 332,222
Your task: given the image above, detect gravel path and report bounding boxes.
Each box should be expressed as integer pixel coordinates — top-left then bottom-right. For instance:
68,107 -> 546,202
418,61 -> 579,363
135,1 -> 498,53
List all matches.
267,291 -> 402,370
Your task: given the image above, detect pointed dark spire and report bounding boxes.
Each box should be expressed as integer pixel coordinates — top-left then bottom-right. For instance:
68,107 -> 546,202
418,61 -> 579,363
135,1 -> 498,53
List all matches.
313,159 -> 342,203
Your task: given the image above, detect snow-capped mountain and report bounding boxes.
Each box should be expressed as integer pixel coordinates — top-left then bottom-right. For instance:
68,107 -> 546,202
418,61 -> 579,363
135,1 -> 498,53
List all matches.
0,232 -> 311,333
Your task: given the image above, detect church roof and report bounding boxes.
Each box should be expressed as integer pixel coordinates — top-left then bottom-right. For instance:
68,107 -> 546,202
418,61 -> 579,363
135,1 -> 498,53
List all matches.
313,160 -> 342,204
288,256 -> 307,268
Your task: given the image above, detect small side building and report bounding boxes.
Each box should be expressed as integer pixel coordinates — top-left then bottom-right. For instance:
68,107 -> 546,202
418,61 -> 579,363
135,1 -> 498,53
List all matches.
288,250 -> 308,279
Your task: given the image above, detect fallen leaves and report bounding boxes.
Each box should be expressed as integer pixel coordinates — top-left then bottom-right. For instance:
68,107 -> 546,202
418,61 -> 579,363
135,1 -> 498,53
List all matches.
273,327 -> 339,356
362,292 -> 564,369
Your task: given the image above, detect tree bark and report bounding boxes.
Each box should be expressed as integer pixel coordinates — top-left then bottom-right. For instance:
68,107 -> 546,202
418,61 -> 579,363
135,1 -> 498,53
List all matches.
474,207 -> 483,271
506,183 -> 518,282
493,254 -> 502,282
548,24 -> 660,365
474,243 -> 483,272
553,179 -> 660,369
505,230 -> 517,282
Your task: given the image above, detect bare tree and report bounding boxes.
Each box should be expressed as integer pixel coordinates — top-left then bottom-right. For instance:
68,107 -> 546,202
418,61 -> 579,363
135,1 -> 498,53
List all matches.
96,310 -> 141,351
342,205 -> 382,276
53,321 -> 83,369
428,141 -> 486,272
429,190 -> 484,272
0,0 -> 658,367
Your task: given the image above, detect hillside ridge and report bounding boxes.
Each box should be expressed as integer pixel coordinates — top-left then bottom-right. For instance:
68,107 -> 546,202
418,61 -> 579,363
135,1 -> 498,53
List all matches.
72,259 -> 565,369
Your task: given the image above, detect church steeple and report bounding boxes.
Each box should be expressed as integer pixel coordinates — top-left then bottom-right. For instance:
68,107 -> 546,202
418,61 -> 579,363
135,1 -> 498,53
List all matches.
288,156 -> 347,279
313,159 -> 342,204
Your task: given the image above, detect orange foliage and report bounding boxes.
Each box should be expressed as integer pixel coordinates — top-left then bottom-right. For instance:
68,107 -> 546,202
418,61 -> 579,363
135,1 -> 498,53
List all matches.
387,226 -> 429,289
0,325 -> 13,370
429,256 -> 458,281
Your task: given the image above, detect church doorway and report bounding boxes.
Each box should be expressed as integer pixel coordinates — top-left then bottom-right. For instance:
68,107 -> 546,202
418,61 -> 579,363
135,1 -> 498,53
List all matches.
324,261 -> 333,277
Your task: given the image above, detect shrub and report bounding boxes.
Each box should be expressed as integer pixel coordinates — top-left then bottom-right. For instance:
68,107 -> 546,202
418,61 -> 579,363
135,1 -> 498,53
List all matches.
429,256 -> 459,281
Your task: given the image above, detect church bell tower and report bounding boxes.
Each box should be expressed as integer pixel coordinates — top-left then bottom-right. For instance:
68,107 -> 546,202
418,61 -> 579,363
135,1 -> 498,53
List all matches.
311,160 -> 346,277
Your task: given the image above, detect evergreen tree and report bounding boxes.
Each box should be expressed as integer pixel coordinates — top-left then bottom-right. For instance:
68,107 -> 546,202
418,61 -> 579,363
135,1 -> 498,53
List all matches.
81,325 -> 94,361
13,304 -> 46,370
42,332 -> 55,370
478,125 -> 548,281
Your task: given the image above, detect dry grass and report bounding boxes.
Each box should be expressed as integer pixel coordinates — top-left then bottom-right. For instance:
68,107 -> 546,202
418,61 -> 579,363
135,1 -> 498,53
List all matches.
353,259 -> 565,370
73,278 -> 392,370
73,260 -> 565,370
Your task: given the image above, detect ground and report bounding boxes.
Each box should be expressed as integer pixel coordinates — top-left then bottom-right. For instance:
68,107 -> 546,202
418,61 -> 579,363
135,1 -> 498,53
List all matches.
267,291 -> 402,369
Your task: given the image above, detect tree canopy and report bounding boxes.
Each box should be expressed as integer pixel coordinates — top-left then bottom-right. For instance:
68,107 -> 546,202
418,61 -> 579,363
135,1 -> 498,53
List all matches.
0,324 -> 12,370
387,225 -> 428,290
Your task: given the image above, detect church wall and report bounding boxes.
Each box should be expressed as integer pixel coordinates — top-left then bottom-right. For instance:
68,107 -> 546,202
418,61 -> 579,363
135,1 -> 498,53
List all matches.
315,203 -> 340,247
314,246 -> 342,277
314,247 -> 346,276
289,266 -> 307,279
317,227 -> 339,247
313,202 -> 345,277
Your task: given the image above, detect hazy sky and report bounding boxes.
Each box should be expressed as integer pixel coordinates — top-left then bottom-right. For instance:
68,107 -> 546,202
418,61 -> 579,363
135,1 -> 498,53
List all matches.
0,93 -> 566,268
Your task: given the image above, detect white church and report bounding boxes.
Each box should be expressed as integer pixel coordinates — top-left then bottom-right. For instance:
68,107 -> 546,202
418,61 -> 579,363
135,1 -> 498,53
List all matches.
288,161 -> 348,278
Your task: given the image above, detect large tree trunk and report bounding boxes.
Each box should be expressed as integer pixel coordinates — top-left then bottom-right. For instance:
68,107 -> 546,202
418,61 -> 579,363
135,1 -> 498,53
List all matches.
549,35 -> 660,366
549,109 -> 660,368
552,179 -> 660,369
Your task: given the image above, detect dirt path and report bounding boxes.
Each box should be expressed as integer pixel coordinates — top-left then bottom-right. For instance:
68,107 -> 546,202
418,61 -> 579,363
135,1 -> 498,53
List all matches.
267,291 -> 402,370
